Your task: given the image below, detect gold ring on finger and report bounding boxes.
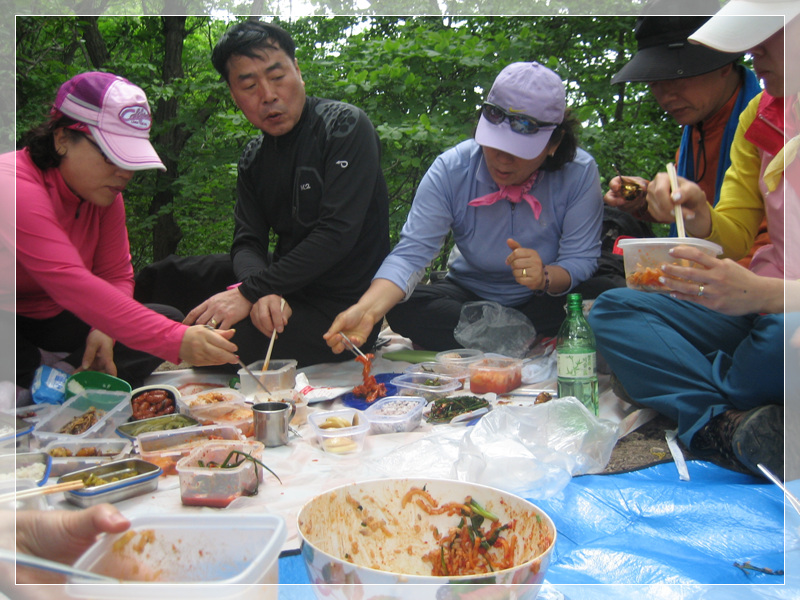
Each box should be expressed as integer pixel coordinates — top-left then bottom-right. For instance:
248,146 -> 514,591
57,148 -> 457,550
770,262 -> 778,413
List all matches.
522,268 -> 527,277
697,285 -> 704,297
210,318 -> 218,327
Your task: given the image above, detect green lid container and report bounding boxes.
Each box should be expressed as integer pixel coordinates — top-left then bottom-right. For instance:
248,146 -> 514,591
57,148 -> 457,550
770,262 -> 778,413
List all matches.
64,371 -> 132,400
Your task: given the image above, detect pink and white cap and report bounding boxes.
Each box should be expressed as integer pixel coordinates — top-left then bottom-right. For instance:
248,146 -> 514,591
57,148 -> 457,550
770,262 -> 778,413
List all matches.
53,72 -> 166,171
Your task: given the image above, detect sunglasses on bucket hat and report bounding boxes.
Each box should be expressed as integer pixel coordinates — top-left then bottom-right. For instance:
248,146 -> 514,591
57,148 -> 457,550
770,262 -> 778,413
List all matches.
481,102 -> 559,135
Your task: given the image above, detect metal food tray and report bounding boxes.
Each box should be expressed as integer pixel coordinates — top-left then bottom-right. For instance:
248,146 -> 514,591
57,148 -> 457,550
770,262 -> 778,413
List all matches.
115,413 -> 200,440
58,458 -> 161,507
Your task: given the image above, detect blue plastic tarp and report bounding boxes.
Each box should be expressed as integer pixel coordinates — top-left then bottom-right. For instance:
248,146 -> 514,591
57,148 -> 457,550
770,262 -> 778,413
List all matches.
278,461 -> 799,599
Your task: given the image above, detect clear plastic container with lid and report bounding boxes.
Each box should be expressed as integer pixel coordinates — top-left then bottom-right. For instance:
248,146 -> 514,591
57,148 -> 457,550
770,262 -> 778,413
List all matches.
364,396 -> 426,434
468,357 -> 523,394
435,348 -> 484,367
70,512 -> 286,596
390,373 -> 461,402
34,390 -> 130,442
308,408 -> 369,454
176,440 -> 266,508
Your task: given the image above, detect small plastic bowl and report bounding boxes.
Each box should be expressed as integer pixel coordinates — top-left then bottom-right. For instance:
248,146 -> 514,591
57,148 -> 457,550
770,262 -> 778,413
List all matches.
308,408 -> 369,454
364,396 -> 426,434
238,359 -> 297,397
468,357 -> 523,394
130,384 -> 180,421
617,237 -> 723,293
390,373 -> 461,402
403,361 -> 469,388
178,387 -> 246,415
176,440 -> 266,508
64,371 -> 132,400
435,348 -> 485,367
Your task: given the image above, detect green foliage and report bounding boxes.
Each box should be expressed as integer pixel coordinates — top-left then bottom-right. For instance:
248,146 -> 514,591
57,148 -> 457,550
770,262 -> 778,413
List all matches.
16,15 -> 684,271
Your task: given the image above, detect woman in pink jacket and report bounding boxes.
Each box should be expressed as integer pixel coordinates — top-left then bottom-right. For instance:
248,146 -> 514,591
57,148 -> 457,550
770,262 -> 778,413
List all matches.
10,71 -> 238,392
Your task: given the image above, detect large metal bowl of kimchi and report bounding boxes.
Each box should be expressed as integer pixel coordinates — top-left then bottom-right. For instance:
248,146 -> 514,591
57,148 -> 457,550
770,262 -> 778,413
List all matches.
297,477 -> 556,600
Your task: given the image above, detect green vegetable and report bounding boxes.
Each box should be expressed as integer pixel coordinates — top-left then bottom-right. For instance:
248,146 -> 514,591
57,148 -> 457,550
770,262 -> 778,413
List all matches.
427,396 -> 489,423
382,350 -> 439,363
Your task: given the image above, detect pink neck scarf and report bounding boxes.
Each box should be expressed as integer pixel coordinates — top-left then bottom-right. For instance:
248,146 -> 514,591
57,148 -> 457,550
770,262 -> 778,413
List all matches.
468,171 -> 542,219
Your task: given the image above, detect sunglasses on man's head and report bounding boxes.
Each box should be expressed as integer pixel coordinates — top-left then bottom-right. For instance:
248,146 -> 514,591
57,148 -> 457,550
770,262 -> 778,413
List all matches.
481,102 -> 558,135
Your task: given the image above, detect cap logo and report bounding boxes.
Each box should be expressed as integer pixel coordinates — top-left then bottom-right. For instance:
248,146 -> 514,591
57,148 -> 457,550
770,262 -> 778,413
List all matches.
118,105 -> 152,130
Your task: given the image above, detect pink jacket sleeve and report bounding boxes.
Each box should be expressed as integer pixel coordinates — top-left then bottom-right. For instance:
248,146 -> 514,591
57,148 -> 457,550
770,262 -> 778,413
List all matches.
12,151 -> 186,364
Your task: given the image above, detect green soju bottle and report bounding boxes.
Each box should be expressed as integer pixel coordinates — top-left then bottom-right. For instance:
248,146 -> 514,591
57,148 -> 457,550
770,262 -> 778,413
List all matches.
556,293 -> 599,415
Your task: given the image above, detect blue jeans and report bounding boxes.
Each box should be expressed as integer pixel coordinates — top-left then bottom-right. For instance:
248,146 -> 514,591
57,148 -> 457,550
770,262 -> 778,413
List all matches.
587,288 -> 783,449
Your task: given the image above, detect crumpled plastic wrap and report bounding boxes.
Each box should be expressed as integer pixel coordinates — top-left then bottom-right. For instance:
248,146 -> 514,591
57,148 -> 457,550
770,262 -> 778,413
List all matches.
370,398 -> 618,499
454,301 -> 538,358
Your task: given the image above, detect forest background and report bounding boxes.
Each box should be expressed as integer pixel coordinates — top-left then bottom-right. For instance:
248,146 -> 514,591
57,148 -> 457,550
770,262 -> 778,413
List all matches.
16,15 -> 752,273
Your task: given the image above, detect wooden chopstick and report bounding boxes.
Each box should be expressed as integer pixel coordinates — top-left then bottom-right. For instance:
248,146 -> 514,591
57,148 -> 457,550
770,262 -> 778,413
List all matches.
0,479 -> 85,503
262,297 -> 286,371
666,162 -> 686,238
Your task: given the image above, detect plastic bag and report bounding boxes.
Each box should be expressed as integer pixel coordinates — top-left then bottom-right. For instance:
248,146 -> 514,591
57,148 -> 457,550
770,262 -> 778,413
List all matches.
454,301 -> 537,358
370,398 -> 619,500
453,398 -> 619,498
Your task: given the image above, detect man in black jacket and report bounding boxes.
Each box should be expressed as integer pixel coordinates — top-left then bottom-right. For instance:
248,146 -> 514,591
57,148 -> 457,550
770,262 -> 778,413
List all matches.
185,21 -> 390,367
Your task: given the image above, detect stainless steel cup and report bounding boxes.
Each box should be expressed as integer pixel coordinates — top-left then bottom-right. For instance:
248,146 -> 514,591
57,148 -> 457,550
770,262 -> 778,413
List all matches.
252,402 -> 296,447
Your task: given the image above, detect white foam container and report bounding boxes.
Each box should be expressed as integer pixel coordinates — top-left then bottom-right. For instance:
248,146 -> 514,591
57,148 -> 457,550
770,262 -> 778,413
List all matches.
68,512 -> 286,599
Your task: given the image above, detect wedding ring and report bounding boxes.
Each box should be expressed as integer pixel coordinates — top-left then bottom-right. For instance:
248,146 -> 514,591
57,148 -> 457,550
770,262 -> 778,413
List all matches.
522,268 -> 527,277
697,285 -> 704,297
210,318 -> 218,327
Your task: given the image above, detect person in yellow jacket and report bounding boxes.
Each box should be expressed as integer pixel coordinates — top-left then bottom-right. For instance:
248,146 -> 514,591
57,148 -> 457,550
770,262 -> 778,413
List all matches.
588,1 -> 797,480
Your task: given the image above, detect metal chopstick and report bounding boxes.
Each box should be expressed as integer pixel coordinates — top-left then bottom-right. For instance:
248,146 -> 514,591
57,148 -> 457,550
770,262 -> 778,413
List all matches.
339,332 -> 369,360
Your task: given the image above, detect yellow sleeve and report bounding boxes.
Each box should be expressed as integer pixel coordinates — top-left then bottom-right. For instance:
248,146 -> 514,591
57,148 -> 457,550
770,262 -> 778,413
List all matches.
706,93 -> 766,261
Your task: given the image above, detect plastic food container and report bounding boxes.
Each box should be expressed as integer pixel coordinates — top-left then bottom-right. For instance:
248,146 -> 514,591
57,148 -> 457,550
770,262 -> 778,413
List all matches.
64,371 -> 132,400
390,373 -> 461,401
617,237 -> 723,293
115,413 -> 199,440
435,348 -> 485,367
0,451 -> 52,486
176,440 -> 266,507
238,359 -> 297,397
129,384 -> 180,421
190,403 -> 254,437
364,396 -> 426,434
177,387 -> 246,415
404,361 -> 469,388
0,417 -> 34,452
13,403 -> 57,424
43,438 -> 132,478
308,408 -> 369,454
70,512 -> 285,597
58,458 -> 161,507
137,425 -> 241,477
34,390 -> 130,442
468,357 -> 524,394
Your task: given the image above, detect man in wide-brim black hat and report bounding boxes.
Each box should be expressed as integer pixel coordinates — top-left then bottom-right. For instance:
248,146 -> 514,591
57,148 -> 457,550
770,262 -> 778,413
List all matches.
605,0 -> 767,263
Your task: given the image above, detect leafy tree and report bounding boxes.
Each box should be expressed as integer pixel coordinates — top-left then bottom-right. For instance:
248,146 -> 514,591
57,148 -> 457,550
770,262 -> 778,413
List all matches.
15,15 -> 681,271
